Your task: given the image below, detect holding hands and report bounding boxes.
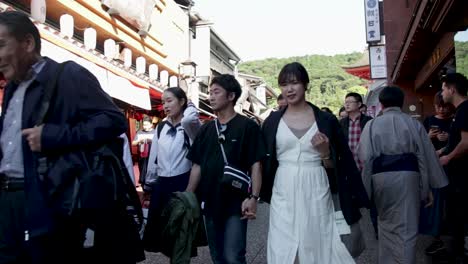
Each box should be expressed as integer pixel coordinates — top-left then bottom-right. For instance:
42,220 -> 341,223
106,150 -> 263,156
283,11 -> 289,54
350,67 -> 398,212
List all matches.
436,132 -> 449,142
241,198 -> 257,220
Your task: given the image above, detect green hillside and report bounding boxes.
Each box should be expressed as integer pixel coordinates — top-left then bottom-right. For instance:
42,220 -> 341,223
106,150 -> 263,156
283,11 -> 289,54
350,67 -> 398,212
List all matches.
455,41 -> 468,77
238,52 -> 368,114
238,41 -> 467,115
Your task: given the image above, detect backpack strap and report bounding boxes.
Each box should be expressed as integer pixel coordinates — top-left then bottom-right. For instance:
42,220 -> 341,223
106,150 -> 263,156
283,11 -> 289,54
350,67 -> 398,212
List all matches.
182,130 -> 190,149
156,121 -> 167,139
153,121 -> 166,165
157,120 -> 190,147
36,62 -> 69,177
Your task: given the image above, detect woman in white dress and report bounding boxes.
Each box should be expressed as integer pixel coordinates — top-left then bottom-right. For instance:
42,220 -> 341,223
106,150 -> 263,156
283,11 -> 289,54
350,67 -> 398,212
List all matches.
261,62 -> 370,264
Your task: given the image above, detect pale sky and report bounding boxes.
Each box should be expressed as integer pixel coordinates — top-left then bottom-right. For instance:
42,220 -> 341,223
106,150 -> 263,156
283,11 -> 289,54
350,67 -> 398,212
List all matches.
193,0 -> 368,61
455,30 -> 468,41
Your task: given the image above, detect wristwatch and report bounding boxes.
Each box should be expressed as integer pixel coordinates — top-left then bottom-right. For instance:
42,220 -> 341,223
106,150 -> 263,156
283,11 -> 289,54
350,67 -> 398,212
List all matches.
249,194 -> 260,201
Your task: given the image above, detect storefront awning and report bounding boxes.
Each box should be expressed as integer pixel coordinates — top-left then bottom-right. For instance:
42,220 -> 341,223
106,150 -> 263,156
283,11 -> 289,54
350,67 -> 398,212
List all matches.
107,73 -> 151,109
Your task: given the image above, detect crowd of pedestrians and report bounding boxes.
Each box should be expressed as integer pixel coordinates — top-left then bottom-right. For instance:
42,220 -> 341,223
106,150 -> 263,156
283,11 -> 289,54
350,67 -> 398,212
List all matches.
1,11 -> 468,264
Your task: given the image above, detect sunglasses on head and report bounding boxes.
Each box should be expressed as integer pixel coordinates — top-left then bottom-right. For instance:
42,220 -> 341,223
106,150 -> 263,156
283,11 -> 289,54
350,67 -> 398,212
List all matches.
216,121 -> 227,143
218,133 -> 226,143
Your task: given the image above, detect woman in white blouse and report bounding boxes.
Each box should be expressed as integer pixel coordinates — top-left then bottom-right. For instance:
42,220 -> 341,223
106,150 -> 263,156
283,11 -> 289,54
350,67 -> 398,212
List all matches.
143,87 -> 201,251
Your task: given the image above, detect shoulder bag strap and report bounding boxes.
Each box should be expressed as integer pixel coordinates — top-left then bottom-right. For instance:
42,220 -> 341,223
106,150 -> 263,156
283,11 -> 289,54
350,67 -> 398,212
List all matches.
35,62 -> 68,178
215,119 -> 228,165
36,62 -> 68,126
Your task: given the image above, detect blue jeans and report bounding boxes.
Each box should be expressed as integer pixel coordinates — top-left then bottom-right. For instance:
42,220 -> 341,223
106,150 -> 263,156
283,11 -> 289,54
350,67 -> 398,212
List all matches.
205,215 -> 247,264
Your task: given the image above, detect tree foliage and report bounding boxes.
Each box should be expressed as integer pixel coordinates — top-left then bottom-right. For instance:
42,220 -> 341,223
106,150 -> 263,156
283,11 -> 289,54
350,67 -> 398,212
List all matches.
238,52 -> 368,114
455,41 -> 468,78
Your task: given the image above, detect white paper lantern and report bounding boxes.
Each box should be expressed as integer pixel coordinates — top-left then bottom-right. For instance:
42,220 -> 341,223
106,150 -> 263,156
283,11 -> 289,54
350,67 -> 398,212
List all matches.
160,70 -> 169,87
31,0 -> 46,23
123,48 -> 132,68
169,76 -> 178,87
83,27 -> 96,50
60,14 -> 74,38
149,64 -> 159,80
136,57 -> 146,74
104,39 -> 116,58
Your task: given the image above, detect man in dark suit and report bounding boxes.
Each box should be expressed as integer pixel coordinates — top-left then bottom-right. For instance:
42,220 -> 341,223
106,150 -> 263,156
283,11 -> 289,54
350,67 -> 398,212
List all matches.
0,11 -> 127,264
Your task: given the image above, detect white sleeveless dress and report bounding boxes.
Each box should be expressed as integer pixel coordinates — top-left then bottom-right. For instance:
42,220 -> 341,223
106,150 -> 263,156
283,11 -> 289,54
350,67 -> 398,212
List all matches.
267,119 -> 354,264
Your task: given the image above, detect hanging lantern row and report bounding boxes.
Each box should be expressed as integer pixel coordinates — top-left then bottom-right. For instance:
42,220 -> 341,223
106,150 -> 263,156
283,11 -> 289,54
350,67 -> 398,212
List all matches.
59,14 -> 74,38
123,48 -> 132,68
31,0 -> 46,23
84,27 -> 96,50
136,56 -> 146,74
169,76 -> 178,87
60,13 -> 174,86
31,4 -> 176,87
149,64 -> 159,80
160,70 -> 169,87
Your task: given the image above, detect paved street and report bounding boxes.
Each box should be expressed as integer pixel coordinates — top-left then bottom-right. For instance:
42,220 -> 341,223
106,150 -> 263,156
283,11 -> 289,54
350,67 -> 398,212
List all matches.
142,202 -> 445,264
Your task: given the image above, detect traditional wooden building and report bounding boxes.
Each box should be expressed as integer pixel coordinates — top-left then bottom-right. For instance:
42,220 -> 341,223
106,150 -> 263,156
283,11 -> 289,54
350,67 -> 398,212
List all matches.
383,0 -> 468,118
237,73 -> 277,121
342,50 -> 371,81
0,0 -> 191,182
341,51 -> 388,117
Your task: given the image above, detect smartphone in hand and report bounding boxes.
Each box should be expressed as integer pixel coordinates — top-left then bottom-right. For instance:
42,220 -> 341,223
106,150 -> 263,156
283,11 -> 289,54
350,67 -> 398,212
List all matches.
430,125 -> 440,132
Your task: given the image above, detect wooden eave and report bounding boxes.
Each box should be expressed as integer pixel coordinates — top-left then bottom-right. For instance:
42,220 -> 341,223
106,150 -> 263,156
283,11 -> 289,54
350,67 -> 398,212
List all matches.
11,0 -> 179,75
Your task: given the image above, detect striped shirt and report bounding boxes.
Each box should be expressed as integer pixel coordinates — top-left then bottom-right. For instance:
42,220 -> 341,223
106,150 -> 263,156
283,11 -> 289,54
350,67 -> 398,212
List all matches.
0,59 -> 47,178
348,116 -> 363,170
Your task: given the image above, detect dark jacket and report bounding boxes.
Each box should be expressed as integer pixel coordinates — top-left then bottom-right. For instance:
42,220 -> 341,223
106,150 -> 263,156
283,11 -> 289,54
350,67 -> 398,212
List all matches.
0,57 -> 127,237
147,192 -> 207,263
339,114 -> 373,142
261,102 -> 370,225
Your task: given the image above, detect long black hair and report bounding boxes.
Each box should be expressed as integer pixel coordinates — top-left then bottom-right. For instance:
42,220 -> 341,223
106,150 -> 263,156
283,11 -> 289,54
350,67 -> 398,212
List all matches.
278,62 -> 310,89
164,87 -> 188,110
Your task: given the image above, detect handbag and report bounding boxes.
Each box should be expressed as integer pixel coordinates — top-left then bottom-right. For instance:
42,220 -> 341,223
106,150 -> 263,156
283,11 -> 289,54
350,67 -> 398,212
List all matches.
139,139 -> 150,158
214,119 -> 251,196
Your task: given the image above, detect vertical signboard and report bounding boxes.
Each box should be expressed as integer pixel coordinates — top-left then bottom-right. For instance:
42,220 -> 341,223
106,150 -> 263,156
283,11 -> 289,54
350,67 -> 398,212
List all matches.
369,45 -> 387,79
365,0 -> 381,42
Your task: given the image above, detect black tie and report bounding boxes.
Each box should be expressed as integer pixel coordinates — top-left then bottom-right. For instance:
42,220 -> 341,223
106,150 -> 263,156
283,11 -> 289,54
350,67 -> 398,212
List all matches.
166,123 -> 181,137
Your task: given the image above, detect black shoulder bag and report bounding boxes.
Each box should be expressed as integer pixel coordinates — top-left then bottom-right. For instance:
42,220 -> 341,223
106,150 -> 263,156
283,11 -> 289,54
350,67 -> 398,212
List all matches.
35,62 -> 142,216
215,119 -> 251,197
